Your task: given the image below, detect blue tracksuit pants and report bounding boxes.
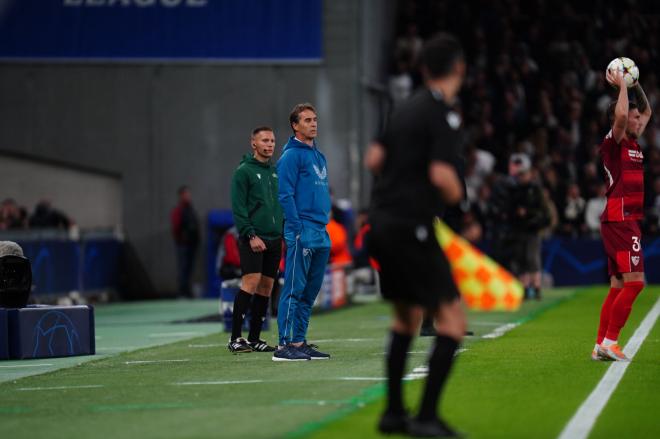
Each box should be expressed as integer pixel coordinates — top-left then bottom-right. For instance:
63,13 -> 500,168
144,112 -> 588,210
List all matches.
278,226 -> 331,346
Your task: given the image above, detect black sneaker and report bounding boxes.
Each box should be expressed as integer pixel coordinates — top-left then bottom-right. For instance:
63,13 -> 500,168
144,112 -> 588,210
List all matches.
408,418 -> 463,438
272,345 -> 311,362
227,337 -> 252,354
248,339 -> 276,352
378,411 -> 409,435
298,343 -> 330,360
304,340 -> 319,349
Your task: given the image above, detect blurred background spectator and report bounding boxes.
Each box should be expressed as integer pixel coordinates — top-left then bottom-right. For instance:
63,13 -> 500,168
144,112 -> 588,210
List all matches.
29,200 -> 72,230
1,197 -> 72,231
385,0 -> 660,240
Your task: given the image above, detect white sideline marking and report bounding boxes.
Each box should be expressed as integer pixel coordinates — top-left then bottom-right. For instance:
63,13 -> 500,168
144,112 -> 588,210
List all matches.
188,343 -> 224,348
0,363 -> 54,369
174,380 -> 264,386
482,323 -> 519,339
404,373 -> 427,380
337,377 -> 386,381
125,359 -> 190,365
312,338 -> 381,343
99,346 -> 141,351
557,297 -> 660,439
17,385 -> 104,391
148,332 -> 202,338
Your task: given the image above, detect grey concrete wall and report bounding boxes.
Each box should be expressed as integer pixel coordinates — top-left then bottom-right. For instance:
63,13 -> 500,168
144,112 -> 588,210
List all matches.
0,154 -> 122,229
0,0 -> 392,293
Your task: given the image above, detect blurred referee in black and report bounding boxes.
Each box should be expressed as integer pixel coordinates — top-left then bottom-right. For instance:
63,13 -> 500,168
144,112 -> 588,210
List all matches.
365,33 -> 466,437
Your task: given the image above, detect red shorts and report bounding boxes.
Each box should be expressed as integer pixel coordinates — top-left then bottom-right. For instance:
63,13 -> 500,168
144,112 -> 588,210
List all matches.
601,221 -> 644,277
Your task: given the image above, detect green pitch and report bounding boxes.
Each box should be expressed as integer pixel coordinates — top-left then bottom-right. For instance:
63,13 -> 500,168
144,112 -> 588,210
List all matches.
0,286 -> 658,439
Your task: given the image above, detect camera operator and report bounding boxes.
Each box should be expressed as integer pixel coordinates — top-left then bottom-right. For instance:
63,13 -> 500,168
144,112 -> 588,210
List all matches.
491,154 -> 550,300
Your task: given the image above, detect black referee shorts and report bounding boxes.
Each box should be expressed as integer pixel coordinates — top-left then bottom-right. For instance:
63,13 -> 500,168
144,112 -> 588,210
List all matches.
238,237 -> 282,279
367,215 -> 459,309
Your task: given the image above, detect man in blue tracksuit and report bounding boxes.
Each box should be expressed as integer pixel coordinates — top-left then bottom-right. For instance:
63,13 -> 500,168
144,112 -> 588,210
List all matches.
273,103 -> 332,362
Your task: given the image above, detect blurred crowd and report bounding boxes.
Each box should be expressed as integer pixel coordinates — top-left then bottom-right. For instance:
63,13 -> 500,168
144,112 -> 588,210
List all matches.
388,0 -> 660,239
0,198 -> 72,231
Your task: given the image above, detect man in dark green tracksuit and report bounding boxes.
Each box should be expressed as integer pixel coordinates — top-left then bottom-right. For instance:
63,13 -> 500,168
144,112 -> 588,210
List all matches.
228,126 -> 284,353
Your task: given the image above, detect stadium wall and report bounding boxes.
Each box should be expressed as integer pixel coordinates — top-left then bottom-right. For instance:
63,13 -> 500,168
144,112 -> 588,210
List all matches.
0,153 -> 122,230
0,0 -> 394,293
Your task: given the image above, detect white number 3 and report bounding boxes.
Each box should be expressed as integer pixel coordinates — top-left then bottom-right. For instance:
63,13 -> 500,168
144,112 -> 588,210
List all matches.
632,236 -> 641,252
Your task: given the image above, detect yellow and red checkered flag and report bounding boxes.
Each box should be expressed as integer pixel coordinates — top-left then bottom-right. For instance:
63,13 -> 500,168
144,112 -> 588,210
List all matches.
434,218 -> 523,311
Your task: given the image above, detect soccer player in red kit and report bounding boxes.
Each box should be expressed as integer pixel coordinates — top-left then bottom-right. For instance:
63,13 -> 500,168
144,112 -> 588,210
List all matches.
592,68 -> 652,362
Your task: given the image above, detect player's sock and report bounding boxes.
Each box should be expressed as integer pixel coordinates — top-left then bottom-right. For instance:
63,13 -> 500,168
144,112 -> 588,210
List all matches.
385,330 -> 413,415
596,287 -> 622,344
248,294 -> 270,342
417,335 -> 458,422
605,281 -> 644,341
602,338 -> 616,347
231,289 -> 253,341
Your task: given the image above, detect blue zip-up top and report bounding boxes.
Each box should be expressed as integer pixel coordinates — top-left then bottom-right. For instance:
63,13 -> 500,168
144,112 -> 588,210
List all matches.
277,136 -> 331,234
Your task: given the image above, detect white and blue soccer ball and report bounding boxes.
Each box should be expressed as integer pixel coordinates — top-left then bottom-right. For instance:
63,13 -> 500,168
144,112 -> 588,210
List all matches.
606,57 -> 639,88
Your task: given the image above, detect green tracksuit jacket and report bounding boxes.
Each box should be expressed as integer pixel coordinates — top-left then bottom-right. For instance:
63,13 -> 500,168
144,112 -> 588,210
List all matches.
230,154 -> 283,240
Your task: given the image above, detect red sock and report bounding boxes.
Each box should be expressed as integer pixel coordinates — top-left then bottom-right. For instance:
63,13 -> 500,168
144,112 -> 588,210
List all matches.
596,287 -> 622,344
605,281 -> 644,341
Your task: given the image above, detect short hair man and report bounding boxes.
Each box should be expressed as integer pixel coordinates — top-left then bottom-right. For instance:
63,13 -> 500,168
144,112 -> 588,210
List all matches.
229,126 -> 284,353
365,33 -> 467,436
273,103 -> 332,361
591,69 -> 652,362
170,185 -> 200,297
506,153 -> 549,300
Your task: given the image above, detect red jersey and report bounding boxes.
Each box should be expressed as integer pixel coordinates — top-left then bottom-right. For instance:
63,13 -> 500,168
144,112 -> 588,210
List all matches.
599,130 -> 644,222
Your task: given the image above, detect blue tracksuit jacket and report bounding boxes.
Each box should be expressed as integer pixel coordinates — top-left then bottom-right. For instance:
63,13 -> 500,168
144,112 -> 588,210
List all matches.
276,136 -> 331,345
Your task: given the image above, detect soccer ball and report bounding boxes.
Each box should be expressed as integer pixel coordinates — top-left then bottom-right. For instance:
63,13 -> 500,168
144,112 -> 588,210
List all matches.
606,57 -> 639,88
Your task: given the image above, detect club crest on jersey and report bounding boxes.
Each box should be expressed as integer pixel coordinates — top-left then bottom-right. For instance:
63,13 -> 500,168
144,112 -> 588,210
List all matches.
313,164 -> 327,180
628,149 -> 643,160
446,111 -> 461,130
631,256 -> 640,266
256,173 -> 261,179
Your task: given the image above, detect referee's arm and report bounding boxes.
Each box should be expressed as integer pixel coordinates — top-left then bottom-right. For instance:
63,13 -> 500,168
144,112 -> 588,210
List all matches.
365,141 -> 386,174
230,169 -> 255,239
429,161 -> 462,204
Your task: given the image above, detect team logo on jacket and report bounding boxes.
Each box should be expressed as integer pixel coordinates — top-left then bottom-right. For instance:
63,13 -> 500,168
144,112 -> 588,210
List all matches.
313,165 -> 327,180
631,256 -> 640,266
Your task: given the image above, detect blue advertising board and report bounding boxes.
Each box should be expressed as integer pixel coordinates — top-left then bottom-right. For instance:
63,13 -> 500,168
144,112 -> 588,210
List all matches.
7,305 -> 95,359
0,0 -> 322,61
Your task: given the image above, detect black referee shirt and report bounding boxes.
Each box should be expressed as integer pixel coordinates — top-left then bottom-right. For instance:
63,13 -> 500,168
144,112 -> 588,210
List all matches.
370,88 -> 463,222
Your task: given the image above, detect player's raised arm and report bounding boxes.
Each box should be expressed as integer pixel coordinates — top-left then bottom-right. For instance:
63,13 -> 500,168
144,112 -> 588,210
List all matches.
631,82 -> 652,134
606,69 -> 629,144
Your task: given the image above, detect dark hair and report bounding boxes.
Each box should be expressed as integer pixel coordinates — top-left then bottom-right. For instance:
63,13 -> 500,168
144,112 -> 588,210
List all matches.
252,126 -> 273,137
608,101 -> 638,124
289,103 -> 316,133
420,33 -> 464,79
177,185 -> 189,196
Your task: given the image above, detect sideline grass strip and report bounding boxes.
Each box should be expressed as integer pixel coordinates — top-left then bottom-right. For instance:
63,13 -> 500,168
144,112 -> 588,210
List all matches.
0,289 -> 576,439
558,297 -> 660,439
308,286 -> 659,439
589,305 -> 660,439
287,289 -> 577,438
